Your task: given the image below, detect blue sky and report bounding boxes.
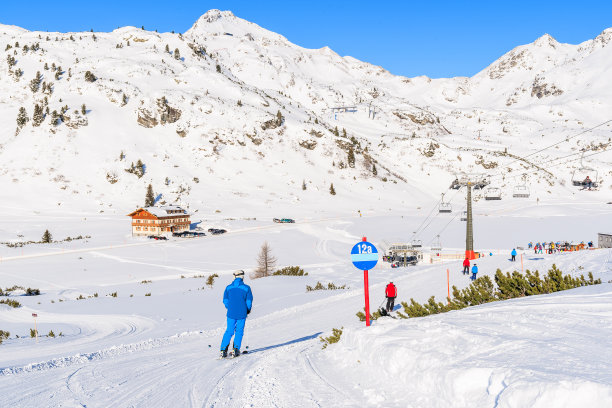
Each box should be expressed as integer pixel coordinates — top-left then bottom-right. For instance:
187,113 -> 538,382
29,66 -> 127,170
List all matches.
2,1 -> 611,78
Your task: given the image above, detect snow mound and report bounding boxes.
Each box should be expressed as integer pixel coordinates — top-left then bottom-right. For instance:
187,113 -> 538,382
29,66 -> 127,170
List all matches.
324,284 -> 612,407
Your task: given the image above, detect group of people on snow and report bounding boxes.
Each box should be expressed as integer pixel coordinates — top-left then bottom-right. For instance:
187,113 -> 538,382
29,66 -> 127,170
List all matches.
462,257 -> 478,280
528,240 -> 593,254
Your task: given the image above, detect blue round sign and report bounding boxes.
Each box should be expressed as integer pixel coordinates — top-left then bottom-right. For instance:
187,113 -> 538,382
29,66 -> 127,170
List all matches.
351,241 -> 378,270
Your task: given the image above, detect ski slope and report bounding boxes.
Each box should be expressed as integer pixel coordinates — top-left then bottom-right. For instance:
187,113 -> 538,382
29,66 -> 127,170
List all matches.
0,211 -> 611,407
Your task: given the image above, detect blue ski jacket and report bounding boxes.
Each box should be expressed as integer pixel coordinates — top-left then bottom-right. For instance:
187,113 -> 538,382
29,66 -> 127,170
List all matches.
223,278 -> 253,320
471,265 -> 479,274
511,249 -> 517,256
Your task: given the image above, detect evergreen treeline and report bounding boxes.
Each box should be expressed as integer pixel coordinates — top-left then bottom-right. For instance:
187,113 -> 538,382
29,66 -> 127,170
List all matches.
357,265 -> 601,321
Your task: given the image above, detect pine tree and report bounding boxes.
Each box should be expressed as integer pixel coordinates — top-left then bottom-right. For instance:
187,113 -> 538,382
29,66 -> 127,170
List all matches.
302,180 -> 307,190
174,48 -> 180,60
135,159 -> 145,178
51,110 -> 59,126
276,110 -> 284,126
145,184 -> 155,207
333,126 -> 339,137
165,44 -> 170,53
329,183 -> 336,195
347,147 -> 355,168
29,71 -> 42,93
81,104 -> 86,115
342,128 -> 347,138
372,163 -> 377,176
41,229 -> 52,243
216,64 -> 221,73
32,104 -> 44,127
252,242 -> 277,278
16,107 -> 29,127
44,62 -> 49,70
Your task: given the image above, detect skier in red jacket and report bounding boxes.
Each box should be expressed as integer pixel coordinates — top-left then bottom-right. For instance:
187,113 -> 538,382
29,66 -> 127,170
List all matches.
385,282 -> 397,312
462,258 -> 470,275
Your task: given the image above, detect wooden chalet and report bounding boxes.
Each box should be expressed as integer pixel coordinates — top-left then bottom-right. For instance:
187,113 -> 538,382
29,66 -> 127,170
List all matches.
127,206 -> 190,236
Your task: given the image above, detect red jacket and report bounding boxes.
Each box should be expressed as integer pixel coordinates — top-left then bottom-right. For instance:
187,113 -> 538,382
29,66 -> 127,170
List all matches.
385,283 -> 397,298
463,258 -> 470,267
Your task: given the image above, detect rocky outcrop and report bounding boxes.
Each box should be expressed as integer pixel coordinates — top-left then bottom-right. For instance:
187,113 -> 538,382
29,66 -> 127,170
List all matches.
531,76 -> 563,98
137,97 -> 181,128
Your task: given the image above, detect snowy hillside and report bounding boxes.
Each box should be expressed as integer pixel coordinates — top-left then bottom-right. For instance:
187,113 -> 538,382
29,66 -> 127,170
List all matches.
1,9 -> 611,218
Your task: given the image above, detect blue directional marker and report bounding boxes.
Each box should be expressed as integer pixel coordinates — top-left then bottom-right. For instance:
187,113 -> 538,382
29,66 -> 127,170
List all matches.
351,241 -> 378,271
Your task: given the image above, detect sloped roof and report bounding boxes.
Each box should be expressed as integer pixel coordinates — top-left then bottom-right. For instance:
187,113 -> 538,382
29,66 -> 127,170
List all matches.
127,205 -> 189,217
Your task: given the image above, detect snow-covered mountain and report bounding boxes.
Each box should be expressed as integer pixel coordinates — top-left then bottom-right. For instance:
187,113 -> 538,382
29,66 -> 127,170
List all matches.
1,9 -> 610,216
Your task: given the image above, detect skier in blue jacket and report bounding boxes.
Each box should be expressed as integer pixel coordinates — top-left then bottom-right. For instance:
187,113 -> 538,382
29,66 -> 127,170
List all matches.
220,270 -> 253,358
471,264 -> 478,281
511,248 -> 517,262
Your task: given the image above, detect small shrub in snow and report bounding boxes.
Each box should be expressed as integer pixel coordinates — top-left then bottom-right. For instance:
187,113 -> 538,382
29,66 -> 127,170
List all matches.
306,281 -> 346,291
0,299 -> 21,308
140,280 -> 152,284
206,273 -> 219,287
320,327 -> 342,349
26,288 -> 41,296
145,293 -> 151,297
108,292 -> 117,298
329,183 -> 336,195
356,308 -> 382,322
30,328 -> 37,338
0,330 -> 10,344
76,294 -> 85,300
93,293 -> 98,298
273,266 -> 307,276
48,330 -> 55,338
84,70 -> 97,82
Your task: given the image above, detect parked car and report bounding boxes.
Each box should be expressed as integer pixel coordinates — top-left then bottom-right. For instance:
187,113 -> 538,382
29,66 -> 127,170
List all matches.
155,235 -> 168,240
208,228 -> 227,235
273,218 -> 295,223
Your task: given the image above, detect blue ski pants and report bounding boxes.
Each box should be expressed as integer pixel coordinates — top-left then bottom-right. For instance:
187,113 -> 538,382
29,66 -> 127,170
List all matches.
220,317 -> 246,350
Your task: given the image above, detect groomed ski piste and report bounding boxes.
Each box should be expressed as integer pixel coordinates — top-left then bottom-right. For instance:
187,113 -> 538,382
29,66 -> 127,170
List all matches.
1,204 -> 611,407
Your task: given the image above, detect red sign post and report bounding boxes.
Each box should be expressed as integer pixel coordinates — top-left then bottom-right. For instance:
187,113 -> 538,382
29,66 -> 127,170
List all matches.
351,236 -> 378,327
363,241 -> 371,326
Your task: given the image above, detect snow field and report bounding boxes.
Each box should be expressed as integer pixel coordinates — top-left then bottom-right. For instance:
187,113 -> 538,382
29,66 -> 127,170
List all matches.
0,209 -> 610,406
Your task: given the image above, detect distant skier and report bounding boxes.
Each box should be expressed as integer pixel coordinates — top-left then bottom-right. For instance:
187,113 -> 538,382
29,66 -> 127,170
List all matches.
471,264 -> 478,281
462,257 -> 470,275
220,270 -> 253,358
385,282 -> 397,312
511,248 -> 517,262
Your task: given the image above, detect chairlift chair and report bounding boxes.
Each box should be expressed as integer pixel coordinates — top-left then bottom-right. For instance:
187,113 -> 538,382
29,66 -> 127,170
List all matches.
512,185 -> 530,198
439,193 -> 452,213
460,211 -> 468,221
431,235 -> 442,252
484,187 -> 502,200
411,239 -> 422,248
571,152 -> 599,188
